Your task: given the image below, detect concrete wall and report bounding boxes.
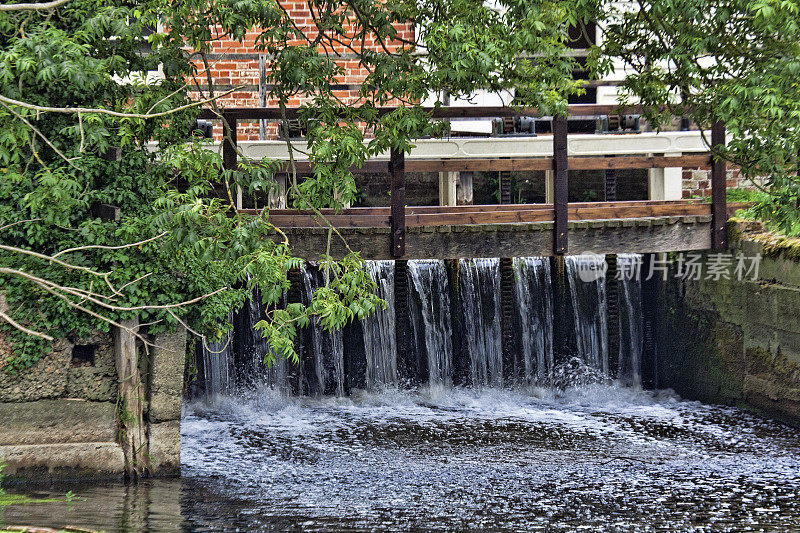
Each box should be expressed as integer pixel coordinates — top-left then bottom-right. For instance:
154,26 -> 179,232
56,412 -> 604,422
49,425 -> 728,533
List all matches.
0,326 -> 186,480
658,220 -> 800,425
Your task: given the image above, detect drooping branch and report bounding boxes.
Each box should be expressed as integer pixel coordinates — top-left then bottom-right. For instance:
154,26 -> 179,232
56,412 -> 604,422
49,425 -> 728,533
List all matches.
0,86 -> 242,120
0,0 -> 70,12
0,309 -> 53,341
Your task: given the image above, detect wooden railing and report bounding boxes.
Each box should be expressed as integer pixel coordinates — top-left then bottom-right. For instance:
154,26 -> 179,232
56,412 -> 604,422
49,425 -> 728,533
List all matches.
200,105 -> 728,257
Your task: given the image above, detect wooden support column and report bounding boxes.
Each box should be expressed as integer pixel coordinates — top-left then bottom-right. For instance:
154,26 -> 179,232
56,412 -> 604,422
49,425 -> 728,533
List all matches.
499,257 -> 516,384
114,318 -> 150,479
605,254 -> 620,379
394,259 -> 412,383
640,253 -> 659,389
222,113 -> 241,209
553,116 -> 569,255
551,255 -> 569,366
711,121 -> 728,249
605,167 -> 617,201
390,148 -> 406,258
222,113 -> 238,171
499,172 -> 511,204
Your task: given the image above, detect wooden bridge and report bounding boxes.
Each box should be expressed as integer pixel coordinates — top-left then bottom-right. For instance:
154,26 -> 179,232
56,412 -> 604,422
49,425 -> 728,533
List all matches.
201,105 -> 734,259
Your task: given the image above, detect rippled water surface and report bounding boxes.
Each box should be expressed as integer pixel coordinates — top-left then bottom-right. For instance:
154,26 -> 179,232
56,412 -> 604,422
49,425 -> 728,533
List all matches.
4,385 -> 800,531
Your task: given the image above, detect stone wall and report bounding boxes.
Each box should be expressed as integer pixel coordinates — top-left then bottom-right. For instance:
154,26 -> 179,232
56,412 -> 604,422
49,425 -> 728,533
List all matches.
658,220 -> 800,425
0,326 -> 187,480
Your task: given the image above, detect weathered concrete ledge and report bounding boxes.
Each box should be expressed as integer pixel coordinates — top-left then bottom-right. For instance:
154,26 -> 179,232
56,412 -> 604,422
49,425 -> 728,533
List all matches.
658,219 -> 800,425
0,327 -> 187,480
282,215 -> 712,260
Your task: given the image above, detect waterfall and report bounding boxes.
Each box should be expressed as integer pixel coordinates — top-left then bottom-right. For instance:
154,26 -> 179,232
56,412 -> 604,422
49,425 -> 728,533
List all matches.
301,264 -> 346,396
408,260 -> 453,388
459,258 -> 503,388
513,257 -> 553,384
363,260 -> 398,389
565,255 -> 609,374
202,313 -> 234,398
617,253 -> 644,387
195,254 -> 652,398
239,294 -> 268,389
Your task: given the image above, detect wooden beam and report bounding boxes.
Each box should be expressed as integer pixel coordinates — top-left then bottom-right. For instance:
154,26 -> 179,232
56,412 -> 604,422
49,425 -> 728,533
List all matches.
568,154 -> 712,171
198,103 -> 655,122
257,199 -> 711,228
390,147 -> 406,257
553,116 -> 568,254
280,216 -> 712,260
246,199 -> 701,217
711,121 -> 728,250
259,154 -> 713,175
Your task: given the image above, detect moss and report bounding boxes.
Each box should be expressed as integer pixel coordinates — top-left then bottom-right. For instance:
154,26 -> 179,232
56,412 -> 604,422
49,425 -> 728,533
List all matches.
728,219 -> 800,261
747,345 -> 800,387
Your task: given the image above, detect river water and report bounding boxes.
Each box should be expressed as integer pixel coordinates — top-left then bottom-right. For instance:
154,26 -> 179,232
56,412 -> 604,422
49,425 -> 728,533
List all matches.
4,384 -> 800,531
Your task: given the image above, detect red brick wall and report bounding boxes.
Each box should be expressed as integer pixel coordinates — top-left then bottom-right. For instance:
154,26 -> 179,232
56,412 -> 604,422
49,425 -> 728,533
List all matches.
189,4 -> 413,140
682,167 -> 749,198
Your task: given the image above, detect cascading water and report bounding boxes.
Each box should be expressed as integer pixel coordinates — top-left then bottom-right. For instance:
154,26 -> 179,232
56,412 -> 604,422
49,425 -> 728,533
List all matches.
617,253 -> 644,387
201,313 -> 234,399
408,260 -> 453,388
459,258 -> 503,387
362,260 -> 398,389
513,257 -> 554,384
198,255 -> 645,396
301,264 -> 346,396
565,255 -> 609,376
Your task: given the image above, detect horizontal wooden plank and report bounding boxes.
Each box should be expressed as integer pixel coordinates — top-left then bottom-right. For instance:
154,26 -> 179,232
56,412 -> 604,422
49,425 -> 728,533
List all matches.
199,104 -> 658,122
245,199 -> 700,217
568,203 -> 709,221
569,154 -> 713,170
253,154 -> 711,175
263,201 -> 710,228
267,214 -> 390,228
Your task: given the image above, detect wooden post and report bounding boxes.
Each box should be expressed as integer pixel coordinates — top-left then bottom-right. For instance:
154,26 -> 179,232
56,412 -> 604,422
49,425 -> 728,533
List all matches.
222,113 -> 240,208
499,172 -> 511,204
605,254 -> 620,379
390,147 -> 406,258
114,318 -> 150,479
605,168 -> 617,201
394,259 -> 411,382
711,121 -> 727,250
499,257 -> 515,384
222,113 -> 238,171
553,116 -> 569,255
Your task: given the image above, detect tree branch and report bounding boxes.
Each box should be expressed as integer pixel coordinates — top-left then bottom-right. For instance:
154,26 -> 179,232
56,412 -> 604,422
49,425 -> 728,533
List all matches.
0,0 -> 69,12
0,86 -> 242,120
0,310 -> 54,341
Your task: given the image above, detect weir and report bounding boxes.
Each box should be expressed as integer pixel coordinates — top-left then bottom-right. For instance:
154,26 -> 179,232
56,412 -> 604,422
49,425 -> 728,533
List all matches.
197,253 -> 646,399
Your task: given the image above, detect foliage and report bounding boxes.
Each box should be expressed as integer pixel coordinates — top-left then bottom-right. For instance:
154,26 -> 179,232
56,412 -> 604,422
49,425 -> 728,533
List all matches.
600,0 -> 800,235
0,0 -> 596,371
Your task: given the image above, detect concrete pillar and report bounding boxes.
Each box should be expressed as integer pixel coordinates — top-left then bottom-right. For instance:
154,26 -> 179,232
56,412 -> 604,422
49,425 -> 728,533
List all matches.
438,171 -> 458,206
456,171 -> 473,205
648,154 -> 683,200
147,326 -> 186,477
544,170 -> 555,203
269,173 -> 288,209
